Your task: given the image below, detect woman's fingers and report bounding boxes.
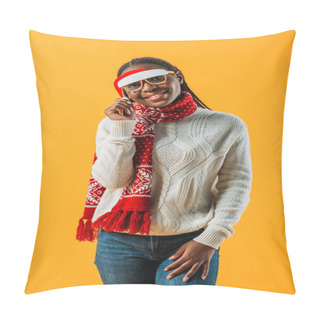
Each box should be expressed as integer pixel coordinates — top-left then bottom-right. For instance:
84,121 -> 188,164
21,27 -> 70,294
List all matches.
201,263 -> 209,280
104,98 -> 136,120
115,106 -> 127,115
163,240 -> 215,282
115,104 -> 134,116
166,260 -> 193,280
182,263 -> 201,282
168,246 -> 185,261
164,256 -> 184,271
164,245 -> 187,271
118,101 -> 135,113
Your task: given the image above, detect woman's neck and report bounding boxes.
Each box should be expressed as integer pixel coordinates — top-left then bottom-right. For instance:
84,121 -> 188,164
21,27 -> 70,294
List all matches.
170,91 -> 186,105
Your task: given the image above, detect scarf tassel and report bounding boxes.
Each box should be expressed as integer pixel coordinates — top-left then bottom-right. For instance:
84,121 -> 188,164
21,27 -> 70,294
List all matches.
93,210 -> 151,235
76,218 -> 99,242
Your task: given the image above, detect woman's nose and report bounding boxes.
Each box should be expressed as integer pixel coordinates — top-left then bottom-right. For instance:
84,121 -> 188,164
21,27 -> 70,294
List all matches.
141,80 -> 157,91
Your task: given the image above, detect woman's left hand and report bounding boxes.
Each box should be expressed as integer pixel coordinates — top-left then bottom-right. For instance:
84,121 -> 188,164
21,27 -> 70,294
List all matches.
164,240 -> 216,282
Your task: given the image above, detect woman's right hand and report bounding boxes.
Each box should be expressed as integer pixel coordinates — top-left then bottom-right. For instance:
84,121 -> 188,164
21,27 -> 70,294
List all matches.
104,98 -> 136,120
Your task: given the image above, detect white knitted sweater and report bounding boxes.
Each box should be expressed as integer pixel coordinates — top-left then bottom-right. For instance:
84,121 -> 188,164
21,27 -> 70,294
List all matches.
91,107 -> 252,249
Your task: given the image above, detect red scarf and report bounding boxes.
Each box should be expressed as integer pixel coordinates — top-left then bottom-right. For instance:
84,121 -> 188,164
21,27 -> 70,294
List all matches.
76,91 -> 198,241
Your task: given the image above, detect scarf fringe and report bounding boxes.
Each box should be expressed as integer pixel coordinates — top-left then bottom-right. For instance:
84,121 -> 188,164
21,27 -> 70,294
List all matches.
76,218 -> 99,242
92,210 -> 151,235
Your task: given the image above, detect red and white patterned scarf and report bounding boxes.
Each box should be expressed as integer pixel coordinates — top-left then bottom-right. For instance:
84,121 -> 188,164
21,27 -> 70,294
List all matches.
76,91 -> 198,241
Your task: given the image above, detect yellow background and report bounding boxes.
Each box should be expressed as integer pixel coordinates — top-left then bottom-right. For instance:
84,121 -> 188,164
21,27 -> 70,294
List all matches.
25,30 -> 296,294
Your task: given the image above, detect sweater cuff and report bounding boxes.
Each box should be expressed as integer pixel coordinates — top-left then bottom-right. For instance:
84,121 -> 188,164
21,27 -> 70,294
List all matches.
192,225 -> 227,250
108,119 -> 137,137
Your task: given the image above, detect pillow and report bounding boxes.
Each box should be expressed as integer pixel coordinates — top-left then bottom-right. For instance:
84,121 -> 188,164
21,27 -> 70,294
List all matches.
25,29 -> 296,294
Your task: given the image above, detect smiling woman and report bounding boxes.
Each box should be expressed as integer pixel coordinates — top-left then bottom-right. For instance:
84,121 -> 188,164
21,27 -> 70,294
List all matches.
76,56 -> 253,286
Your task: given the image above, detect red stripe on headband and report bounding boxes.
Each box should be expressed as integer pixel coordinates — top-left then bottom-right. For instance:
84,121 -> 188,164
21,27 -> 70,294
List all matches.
114,69 -> 150,97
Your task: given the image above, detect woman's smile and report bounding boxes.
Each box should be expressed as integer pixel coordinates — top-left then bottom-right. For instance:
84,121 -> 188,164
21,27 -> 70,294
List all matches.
143,90 -> 169,101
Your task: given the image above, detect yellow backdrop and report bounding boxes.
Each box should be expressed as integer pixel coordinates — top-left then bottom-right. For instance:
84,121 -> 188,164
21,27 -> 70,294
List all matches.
25,30 -> 296,294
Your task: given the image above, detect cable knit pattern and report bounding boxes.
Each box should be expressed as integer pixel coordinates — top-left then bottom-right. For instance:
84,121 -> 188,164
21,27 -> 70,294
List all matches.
91,108 -> 253,249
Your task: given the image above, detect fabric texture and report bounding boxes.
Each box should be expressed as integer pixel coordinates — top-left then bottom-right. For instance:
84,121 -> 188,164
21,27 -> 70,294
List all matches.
76,90 -> 198,240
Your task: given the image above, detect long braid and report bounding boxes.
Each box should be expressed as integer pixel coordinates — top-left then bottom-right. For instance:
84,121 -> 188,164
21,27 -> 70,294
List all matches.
117,57 -> 212,110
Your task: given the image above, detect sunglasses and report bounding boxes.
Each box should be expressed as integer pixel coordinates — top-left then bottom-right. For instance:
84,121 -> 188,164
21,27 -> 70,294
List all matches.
122,71 -> 176,92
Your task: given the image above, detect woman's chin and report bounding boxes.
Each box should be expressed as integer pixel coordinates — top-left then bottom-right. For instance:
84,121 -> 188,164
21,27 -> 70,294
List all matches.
135,92 -> 182,108
143,99 -> 169,108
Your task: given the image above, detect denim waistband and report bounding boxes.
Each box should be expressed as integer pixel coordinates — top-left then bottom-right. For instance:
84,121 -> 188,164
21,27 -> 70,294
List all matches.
100,227 -> 205,238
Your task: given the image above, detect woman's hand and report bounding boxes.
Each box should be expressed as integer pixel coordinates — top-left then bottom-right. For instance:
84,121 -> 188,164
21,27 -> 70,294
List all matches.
164,240 -> 216,282
104,98 -> 136,120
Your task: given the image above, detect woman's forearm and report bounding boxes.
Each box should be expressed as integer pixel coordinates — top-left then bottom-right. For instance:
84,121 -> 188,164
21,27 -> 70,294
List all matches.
92,117 -> 138,189
193,125 -> 253,249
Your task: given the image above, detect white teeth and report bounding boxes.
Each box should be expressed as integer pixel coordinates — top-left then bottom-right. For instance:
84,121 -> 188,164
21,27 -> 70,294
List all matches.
148,91 -> 166,98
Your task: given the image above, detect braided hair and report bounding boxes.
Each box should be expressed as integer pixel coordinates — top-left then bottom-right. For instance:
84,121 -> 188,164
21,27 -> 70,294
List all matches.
117,57 -> 211,110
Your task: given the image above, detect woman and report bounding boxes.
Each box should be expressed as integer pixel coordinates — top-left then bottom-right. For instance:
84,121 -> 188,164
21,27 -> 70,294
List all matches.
76,57 -> 253,286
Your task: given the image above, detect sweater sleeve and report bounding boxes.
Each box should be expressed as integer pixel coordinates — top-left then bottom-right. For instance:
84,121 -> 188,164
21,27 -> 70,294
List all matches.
91,117 -> 138,189
192,125 -> 253,249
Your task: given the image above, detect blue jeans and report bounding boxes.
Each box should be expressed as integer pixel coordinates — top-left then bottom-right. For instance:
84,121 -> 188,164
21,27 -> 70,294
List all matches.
94,227 -> 220,285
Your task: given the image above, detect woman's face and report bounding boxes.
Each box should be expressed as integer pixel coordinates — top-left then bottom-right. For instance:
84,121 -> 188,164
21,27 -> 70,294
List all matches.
120,63 -> 184,108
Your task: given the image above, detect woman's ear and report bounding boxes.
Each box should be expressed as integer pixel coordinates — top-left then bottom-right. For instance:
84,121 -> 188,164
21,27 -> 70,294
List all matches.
175,71 -> 184,85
